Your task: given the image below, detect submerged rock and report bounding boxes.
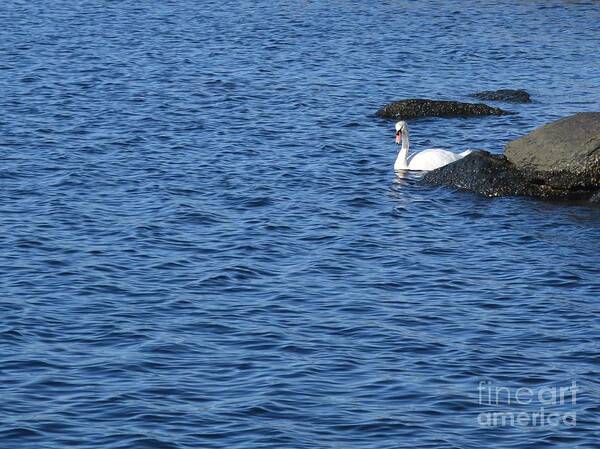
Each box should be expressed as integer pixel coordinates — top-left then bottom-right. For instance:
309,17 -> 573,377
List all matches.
422,113 -> 600,202
470,89 -> 531,103
376,99 -> 512,120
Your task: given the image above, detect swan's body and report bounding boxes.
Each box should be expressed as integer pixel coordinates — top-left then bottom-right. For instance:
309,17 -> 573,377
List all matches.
394,121 -> 472,171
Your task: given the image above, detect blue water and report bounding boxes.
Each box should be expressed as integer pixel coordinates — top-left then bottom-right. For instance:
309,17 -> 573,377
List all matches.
1,1 -> 600,448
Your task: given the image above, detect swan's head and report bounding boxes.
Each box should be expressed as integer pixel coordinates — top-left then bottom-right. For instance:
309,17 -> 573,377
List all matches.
395,121 -> 407,144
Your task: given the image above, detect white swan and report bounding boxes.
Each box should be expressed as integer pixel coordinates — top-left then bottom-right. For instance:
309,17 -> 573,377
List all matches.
394,121 -> 472,171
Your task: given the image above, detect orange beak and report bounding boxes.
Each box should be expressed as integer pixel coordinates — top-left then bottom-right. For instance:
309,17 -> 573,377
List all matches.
395,132 -> 401,145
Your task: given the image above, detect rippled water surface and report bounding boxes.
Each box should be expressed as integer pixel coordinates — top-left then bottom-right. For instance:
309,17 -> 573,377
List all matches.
2,1 -> 600,448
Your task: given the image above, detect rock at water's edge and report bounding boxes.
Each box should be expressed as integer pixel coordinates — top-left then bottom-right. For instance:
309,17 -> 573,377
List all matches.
470,89 -> 531,103
422,113 -> 600,201
421,151 -> 598,199
376,99 -> 513,120
505,112 -> 600,179
421,151 -> 550,197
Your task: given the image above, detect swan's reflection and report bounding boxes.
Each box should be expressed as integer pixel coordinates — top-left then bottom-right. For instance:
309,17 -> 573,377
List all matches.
389,169 -> 425,201
393,168 -> 424,183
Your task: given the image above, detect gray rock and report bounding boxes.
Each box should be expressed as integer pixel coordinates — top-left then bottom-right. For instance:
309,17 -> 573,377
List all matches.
505,113 -> 600,180
471,89 -> 531,103
591,192 -> 600,203
376,99 -> 513,120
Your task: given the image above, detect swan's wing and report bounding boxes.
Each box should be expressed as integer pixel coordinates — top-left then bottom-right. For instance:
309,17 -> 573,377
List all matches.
407,148 -> 445,163
408,149 -> 463,171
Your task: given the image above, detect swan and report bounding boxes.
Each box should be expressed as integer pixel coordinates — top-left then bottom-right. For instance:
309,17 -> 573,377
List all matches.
394,121 -> 472,171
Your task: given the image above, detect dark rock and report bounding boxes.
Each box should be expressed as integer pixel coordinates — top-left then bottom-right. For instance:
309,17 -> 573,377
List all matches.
591,192 -> 600,203
376,99 -> 513,120
470,89 -> 531,103
422,150 -> 600,199
421,151 -> 563,198
505,112 -> 600,179
422,112 -> 600,201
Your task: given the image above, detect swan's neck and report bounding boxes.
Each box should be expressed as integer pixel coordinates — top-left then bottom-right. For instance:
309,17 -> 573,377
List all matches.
394,130 -> 410,170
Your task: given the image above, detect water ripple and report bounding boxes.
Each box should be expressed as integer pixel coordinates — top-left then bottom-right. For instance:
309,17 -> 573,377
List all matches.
1,0 -> 600,448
